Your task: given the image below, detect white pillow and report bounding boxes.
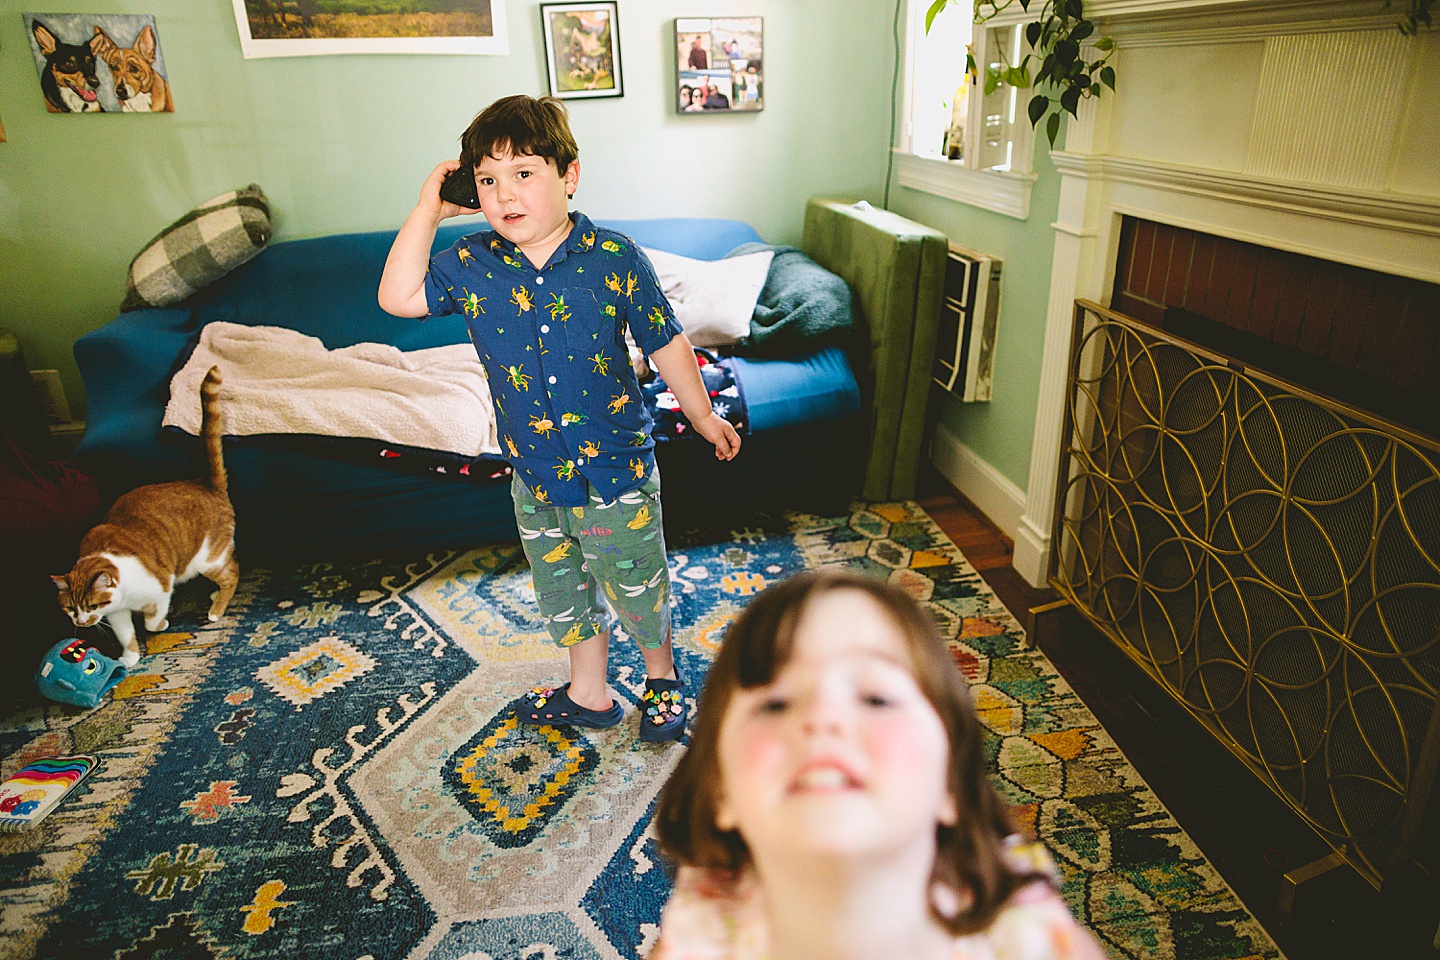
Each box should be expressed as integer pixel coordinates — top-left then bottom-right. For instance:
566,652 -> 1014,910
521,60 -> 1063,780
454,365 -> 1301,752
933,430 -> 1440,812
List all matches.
641,246 -> 774,347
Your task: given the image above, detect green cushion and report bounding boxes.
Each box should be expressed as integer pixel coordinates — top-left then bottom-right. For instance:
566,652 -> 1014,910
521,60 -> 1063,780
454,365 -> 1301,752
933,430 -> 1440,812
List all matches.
802,198 -> 947,500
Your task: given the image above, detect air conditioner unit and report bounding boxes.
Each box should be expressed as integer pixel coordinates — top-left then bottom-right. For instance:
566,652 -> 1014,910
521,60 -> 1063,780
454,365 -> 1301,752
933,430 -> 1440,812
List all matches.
933,242 -> 1001,402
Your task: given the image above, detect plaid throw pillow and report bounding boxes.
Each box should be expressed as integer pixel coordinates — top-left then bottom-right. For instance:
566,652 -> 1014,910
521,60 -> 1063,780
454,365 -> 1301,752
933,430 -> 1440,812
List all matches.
120,184 -> 272,312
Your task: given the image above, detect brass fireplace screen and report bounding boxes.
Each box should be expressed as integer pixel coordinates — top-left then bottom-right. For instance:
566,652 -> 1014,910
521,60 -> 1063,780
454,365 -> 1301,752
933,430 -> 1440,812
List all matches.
1050,300 -> 1440,888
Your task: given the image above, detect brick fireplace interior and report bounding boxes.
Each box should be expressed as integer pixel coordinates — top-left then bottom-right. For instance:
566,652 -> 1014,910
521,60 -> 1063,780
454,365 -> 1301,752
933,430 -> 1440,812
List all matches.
1111,216 -> 1440,441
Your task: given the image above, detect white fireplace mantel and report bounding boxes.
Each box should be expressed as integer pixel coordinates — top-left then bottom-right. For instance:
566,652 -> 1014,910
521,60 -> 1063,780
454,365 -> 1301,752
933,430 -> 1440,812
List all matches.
1010,7 -> 1440,587
985,0 -> 1402,42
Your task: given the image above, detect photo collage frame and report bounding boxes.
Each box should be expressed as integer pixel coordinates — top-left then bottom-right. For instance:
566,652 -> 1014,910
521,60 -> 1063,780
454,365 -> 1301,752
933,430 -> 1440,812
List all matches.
675,17 -> 762,114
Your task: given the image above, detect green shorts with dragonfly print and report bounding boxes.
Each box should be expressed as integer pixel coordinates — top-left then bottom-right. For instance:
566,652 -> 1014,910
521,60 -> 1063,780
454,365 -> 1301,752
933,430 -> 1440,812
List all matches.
511,471 -> 672,650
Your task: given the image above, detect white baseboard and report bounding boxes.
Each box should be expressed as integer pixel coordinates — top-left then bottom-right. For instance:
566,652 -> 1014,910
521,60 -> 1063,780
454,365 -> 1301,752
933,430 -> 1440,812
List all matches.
1012,519 -> 1051,589
927,423 -> 1027,544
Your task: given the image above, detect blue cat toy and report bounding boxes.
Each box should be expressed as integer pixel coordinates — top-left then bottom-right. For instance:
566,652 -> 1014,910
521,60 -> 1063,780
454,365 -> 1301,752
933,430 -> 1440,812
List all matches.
36,639 -> 128,708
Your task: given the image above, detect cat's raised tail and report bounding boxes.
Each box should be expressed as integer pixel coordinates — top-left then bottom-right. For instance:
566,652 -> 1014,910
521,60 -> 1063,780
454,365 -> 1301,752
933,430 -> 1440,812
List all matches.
200,366 -> 227,498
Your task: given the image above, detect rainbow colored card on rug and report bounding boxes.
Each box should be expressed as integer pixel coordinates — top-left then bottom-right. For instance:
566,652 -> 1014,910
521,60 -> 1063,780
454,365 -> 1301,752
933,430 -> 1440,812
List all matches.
0,755 -> 97,832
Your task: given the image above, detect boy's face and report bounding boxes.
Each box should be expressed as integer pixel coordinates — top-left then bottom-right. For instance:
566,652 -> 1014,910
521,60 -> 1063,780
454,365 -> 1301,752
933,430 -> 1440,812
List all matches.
473,148 -> 580,250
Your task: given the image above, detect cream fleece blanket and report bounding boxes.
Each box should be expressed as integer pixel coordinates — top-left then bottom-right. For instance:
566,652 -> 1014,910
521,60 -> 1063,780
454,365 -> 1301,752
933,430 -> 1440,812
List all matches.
163,321 -> 500,458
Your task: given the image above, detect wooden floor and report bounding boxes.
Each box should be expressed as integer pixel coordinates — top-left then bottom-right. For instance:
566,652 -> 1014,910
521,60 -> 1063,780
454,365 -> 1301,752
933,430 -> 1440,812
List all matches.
915,470 -> 1404,960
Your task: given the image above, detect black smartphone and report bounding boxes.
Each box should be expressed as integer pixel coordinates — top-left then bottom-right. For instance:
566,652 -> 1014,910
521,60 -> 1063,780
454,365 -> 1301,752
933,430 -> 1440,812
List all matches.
439,166 -> 480,209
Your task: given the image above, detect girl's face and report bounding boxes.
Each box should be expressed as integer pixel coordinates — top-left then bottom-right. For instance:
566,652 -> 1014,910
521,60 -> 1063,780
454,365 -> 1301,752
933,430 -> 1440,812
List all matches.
714,589 -> 957,864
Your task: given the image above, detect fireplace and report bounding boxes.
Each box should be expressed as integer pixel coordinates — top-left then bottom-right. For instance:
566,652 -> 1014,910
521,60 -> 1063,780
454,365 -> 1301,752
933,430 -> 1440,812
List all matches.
990,5 -> 1440,949
1047,222 -> 1440,900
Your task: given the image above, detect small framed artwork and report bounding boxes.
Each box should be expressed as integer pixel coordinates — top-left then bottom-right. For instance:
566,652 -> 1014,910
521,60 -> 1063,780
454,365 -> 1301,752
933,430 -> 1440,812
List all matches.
229,0 -> 507,58
675,17 -> 762,114
25,13 -> 175,114
541,2 -> 622,100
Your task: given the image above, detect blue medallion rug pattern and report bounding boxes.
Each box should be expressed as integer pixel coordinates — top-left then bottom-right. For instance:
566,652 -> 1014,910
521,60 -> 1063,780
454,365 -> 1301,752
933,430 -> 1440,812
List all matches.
0,503 -> 1284,960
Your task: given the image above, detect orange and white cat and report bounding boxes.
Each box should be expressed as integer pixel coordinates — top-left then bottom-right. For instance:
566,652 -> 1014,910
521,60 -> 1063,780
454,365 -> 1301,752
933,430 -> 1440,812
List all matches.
53,367 -> 237,667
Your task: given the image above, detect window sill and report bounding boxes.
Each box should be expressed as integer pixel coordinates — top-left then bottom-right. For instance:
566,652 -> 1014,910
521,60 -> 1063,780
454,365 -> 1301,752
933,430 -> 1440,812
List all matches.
894,151 -> 1036,220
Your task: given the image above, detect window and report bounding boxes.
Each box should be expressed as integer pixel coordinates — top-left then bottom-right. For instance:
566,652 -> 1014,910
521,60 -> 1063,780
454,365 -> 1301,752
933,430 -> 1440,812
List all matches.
898,0 -> 1037,218
976,24 -> 1024,172
906,0 -> 972,161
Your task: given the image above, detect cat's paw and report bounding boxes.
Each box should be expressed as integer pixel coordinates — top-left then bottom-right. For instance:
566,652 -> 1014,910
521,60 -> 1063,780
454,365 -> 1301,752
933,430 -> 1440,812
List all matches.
145,619 -> 169,632
119,650 -> 140,668
208,612 -> 220,622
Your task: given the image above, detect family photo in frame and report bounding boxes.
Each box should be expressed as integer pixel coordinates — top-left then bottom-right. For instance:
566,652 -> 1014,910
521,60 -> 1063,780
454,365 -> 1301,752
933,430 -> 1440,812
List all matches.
541,2 -> 622,100
675,17 -> 762,114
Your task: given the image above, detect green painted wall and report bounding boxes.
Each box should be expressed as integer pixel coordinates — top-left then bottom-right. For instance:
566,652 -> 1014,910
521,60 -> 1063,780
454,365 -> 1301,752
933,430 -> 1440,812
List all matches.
886,140 -> 1063,496
0,0 -> 893,418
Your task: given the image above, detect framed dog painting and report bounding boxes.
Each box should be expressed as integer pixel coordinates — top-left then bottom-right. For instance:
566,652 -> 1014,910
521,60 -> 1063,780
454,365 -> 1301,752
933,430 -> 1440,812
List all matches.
24,13 -> 174,114
229,0 -> 508,58
675,17 -> 762,114
540,2 -> 622,100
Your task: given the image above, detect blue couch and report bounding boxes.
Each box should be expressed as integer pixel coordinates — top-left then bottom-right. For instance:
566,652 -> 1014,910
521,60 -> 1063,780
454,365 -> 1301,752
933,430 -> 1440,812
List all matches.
75,217 -> 866,560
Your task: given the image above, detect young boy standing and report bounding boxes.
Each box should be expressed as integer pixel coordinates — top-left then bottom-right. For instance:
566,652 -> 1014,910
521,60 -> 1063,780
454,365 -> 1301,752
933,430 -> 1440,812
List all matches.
378,95 -> 740,742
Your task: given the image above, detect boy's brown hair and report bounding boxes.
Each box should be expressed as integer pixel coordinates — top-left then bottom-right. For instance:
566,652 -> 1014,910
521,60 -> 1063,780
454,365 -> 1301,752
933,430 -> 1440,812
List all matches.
655,569 -> 1044,935
459,94 -> 578,176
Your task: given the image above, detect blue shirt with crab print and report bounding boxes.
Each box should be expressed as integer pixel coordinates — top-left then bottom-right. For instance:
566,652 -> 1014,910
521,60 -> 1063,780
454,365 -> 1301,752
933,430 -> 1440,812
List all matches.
424,211 -> 684,507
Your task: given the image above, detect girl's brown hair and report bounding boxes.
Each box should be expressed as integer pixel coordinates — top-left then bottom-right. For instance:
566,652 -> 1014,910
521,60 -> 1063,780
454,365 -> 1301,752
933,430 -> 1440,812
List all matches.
655,569 -> 1040,935
459,95 -> 579,176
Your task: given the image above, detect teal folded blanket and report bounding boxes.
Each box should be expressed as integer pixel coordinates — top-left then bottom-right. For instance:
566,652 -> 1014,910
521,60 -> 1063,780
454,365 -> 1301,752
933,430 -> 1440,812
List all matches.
725,243 -> 854,357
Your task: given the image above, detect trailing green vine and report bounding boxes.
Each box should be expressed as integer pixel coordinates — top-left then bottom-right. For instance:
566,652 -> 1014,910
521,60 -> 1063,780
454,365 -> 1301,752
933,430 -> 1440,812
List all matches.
927,0 -> 1114,148
1390,0 -> 1434,34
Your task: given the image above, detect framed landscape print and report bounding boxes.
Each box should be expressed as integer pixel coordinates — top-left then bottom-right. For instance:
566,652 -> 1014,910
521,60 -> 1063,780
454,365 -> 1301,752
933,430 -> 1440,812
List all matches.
675,16 -> 761,114
229,0 -> 508,58
541,2 -> 621,100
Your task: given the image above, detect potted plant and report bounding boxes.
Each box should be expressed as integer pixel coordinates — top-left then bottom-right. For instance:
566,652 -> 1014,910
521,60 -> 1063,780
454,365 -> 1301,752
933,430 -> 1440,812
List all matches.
1393,0 -> 1434,33
927,0 -> 1113,148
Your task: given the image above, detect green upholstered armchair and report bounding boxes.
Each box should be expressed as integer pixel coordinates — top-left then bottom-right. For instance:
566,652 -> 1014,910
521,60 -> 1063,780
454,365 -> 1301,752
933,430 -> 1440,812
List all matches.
801,197 -> 948,501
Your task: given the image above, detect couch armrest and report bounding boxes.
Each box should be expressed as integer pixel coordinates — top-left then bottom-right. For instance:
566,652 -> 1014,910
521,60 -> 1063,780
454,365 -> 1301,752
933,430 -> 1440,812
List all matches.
73,307 -> 197,482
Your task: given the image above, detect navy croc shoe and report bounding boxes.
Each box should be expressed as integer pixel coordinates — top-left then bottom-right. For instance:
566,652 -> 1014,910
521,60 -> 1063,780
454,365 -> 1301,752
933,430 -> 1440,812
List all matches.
517,683 -> 624,728
640,664 -> 687,742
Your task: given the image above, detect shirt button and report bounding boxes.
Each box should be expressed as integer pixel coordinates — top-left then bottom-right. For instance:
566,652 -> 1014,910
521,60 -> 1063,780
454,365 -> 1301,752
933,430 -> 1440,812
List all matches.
535,276 -> 544,285
576,458 -> 585,465
541,325 -> 550,334
549,376 -> 557,384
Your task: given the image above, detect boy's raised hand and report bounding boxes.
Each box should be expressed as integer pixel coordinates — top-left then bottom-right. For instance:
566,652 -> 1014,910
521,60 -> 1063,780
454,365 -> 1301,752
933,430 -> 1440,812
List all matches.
378,160 -> 477,318
691,412 -> 741,460
423,160 -> 480,222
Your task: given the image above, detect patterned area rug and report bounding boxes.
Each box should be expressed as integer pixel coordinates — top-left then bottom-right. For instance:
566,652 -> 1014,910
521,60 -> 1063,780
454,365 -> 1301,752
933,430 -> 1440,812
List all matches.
0,502 -> 1284,960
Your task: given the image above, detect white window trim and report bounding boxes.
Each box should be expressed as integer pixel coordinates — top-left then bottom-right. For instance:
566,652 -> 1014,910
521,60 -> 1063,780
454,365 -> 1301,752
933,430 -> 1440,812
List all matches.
894,151 -> 1037,219
898,4 -> 1037,221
